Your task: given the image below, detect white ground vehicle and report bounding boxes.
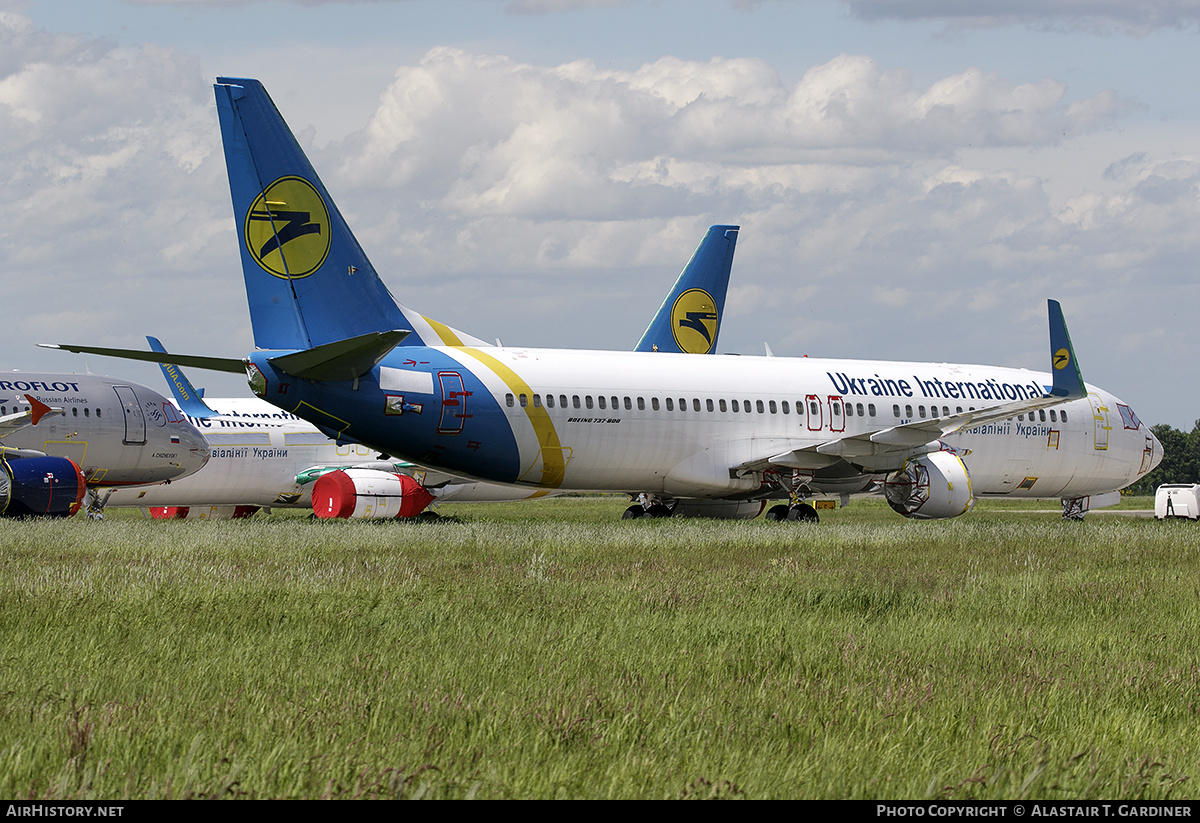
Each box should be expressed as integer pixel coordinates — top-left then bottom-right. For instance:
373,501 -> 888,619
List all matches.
1155,484 -> 1200,520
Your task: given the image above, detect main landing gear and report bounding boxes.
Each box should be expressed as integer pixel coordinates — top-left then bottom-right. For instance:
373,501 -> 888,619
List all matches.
622,500 -> 672,519
764,503 -> 819,523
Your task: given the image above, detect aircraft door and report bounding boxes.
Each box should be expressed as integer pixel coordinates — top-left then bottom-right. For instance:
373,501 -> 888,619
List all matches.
805,394 -> 823,432
828,396 -> 845,433
1087,393 -> 1110,451
113,385 -> 146,445
437,371 -> 472,435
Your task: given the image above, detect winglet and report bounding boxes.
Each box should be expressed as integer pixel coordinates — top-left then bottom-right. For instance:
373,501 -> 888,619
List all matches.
148,336 -> 220,419
25,395 -> 58,426
1047,299 -> 1085,399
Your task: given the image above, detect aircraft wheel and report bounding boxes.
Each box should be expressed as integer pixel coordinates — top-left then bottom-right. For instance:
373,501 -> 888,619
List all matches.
417,510 -> 441,520
622,504 -> 646,520
786,503 -> 819,523
765,504 -> 790,522
646,504 -> 672,518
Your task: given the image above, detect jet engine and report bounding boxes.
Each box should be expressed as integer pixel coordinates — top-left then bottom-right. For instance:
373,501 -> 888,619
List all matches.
311,469 -> 436,519
883,450 -> 974,520
0,456 -> 86,518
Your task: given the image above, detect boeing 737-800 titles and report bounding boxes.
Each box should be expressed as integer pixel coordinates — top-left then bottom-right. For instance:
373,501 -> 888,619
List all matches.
0,373 -> 209,517
45,78 -> 1162,522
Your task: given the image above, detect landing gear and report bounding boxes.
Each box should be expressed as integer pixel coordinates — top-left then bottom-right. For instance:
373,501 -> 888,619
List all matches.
622,496 -> 673,519
765,503 -> 819,523
84,488 -> 112,521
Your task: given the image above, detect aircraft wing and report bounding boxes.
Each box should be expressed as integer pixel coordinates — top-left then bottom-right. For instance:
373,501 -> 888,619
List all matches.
738,299 -> 1087,474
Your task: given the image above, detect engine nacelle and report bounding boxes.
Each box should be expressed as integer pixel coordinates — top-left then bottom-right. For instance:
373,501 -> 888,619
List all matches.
312,469 -> 436,519
883,450 -> 974,520
0,456 -> 86,518
150,506 -> 261,520
670,499 -> 766,520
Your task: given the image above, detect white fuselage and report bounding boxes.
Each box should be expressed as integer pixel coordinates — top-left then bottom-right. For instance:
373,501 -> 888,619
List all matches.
388,346 -> 1158,500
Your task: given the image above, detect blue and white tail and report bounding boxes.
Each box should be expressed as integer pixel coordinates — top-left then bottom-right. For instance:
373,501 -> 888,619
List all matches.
214,78 -> 485,351
634,226 -> 737,354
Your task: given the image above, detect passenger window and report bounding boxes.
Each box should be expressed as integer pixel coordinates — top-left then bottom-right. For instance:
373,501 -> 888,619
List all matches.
744,400 -> 751,413
918,406 -> 926,419
519,394 -> 528,407
719,399 -> 727,412
893,404 -> 900,418
832,403 -> 840,417
810,401 -> 819,415
611,396 -> 618,410
651,398 -> 659,411
769,400 -> 777,414
506,393 -> 515,407
1050,410 -> 1057,422
666,398 -> 674,411
1061,410 -> 1068,422
1039,410 -> 1046,422
730,399 -> 738,413
560,395 -> 567,408
573,395 -> 581,409
545,394 -> 554,408
533,394 -> 541,408
706,399 -> 714,412
598,396 -> 607,410
637,397 -> 645,411
624,397 -> 632,411
85,407 -> 90,417
693,399 -> 701,412
782,401 -> 790,414
905,405 -> 913,418
585,396 -> 593,410
868,404 -> 875,417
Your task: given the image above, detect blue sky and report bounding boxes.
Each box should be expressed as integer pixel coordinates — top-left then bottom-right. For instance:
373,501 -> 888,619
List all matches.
4,0 -> 1199,428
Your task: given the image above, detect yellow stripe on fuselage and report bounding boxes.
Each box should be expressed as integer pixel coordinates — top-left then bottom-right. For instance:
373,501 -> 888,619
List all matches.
422,315 -> 464,347
456,347 -> 567,489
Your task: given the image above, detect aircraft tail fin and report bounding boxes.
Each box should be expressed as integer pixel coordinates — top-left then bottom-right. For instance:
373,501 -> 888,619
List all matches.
214,78 -> 486,351
635,225 -> 738,354
147,336 -> 219,418
1047,299 -> 1086,399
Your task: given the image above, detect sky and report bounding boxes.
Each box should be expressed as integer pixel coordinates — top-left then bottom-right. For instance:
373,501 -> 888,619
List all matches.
2,0 -> 1198,428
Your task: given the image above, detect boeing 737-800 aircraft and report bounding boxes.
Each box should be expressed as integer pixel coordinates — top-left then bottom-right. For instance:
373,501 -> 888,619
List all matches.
46,78 -> 1162,521
105,225 -> 739,519
0,373 -> 209,517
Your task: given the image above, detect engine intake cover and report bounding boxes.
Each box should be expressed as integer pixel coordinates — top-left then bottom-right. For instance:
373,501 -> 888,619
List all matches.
884,450 -> 974,520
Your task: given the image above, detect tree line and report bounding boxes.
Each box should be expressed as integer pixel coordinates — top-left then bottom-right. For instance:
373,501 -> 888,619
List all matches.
1128,421 -> 1200,494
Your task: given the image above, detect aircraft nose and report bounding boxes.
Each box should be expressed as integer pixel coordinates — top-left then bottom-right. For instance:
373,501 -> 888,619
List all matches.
1148,427 -> 1164,474
175,423 -> 211,477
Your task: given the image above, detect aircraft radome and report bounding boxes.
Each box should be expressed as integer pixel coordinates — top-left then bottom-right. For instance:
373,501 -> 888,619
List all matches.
0,373 -> 209,517
45,77 -> 1163,522
104,222 -> 739,520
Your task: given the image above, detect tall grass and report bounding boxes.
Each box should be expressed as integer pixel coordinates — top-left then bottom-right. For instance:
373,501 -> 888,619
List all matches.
1,498 -> 1197,799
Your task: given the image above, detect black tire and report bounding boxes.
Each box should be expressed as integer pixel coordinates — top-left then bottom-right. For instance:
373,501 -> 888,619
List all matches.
786,503 -> 819,523
765,504 -> 790,522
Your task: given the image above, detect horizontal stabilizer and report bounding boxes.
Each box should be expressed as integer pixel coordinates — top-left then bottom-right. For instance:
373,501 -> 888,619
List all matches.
267,329 -> 410,381
147,336 -> 220,418
39,343 -> 246,374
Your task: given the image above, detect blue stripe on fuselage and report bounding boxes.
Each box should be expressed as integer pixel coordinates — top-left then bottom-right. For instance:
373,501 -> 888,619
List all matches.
246,349 -> 520,483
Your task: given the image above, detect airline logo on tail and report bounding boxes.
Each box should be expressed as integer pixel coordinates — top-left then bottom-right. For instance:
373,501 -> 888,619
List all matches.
245,176 -> 331,279
1053,348 -> 1071,371
671,289 -> 719,354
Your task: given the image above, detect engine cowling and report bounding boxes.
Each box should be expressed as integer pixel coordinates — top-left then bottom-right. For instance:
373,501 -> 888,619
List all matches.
0,456 -> 86,518
311,469 -> 436,519
883,450 -> 974,520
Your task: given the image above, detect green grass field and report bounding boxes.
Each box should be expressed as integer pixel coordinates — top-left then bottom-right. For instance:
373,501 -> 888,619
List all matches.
1,496 -> 1197,799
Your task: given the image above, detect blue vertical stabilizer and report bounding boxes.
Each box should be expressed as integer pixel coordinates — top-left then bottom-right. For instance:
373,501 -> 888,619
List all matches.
634,226 -> 738,354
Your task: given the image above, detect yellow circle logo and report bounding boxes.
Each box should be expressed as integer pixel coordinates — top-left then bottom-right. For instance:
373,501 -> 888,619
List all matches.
671,288 -> 719,354
1053,348 -> 1071,371
245,176 -> 331,279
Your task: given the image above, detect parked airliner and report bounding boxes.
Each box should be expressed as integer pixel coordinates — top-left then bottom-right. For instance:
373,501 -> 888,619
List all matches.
105,225 -> 738,519
45,77 -> 1162,521
1,373 -> 210,517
